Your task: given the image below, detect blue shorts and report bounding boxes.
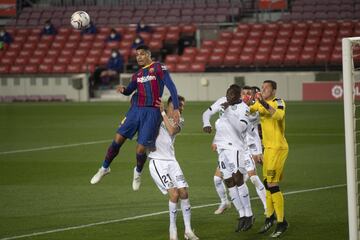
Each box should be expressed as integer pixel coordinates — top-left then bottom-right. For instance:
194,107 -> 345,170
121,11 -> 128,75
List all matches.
117,106 -> 162,147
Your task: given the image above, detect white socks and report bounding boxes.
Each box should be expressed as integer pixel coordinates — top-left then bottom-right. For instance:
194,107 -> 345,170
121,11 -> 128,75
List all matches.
214,176 -> 228,204
237,183 -> 253,217
169,201 -> 177,232
228,186 -> 245,217
169,198 -> 193,233
250,175 -> 267,211
181,198 -> 192,232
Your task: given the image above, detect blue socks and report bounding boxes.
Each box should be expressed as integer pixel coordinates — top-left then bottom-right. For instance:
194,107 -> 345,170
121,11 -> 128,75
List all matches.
102,140 -> 122,168
135,153 -> 147,173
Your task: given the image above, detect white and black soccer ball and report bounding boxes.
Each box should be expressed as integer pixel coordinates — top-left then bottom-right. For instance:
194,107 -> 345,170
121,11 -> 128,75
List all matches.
70,11 -> 90,30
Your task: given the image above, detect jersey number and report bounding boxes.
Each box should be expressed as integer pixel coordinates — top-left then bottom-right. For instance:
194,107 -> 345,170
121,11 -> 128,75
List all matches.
162,174 -> 171,184
220,161 -> 226,169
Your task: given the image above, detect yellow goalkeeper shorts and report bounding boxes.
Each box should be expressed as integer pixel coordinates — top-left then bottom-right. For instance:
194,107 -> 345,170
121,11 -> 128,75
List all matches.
263,148 -> 289,183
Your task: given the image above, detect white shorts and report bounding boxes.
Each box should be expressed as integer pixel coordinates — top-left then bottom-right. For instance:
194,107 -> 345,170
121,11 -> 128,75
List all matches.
217,149 -> 255,179
149,158 -> 189,195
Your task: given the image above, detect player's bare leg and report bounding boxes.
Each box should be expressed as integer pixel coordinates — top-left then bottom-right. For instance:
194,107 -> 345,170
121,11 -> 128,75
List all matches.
213,167 -> 231,214
132,144 -> 147,191
90,133 -> 126,184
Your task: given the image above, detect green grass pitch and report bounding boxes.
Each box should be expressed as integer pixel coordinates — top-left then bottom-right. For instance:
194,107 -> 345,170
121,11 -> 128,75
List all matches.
0,101 -> 349,240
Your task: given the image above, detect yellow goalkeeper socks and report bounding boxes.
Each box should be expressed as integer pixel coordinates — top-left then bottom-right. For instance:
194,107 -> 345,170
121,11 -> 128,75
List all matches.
272,191 -> 284,222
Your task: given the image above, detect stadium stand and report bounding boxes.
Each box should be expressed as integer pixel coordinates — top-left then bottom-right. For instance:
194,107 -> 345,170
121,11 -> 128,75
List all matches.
0,0 -> 359,75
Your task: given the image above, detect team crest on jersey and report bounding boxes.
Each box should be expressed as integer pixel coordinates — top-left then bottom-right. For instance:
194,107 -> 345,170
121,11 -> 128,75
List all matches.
149,68 -> 154,73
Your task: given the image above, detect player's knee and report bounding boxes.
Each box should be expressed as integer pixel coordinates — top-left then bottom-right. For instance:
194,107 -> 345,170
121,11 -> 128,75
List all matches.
224,177 -> 235,188
268,185 -> 280,194
169,189 -> 180,202
136,144 -> 146,154
178,188 -> 188,199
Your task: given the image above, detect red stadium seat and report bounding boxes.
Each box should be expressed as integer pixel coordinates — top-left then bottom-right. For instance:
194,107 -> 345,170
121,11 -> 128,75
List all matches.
46,49 -> 60,58
71,56 -> 84,65
227,46 -> 242,55
239,53 -> 254,66
298,52 -> 315,65
194,52 -> 210,64
37,42 -> 51,50
202,40 -> 216,48
219,31 -> 233,40
1,56 -> 15,65
43,57 -> 57,65
19,50 -> 33,58
216,39 -> 230,48
24,65 -> 38,74
189,62 -> 205,72
14,57 -> 28,65
9,65 -> 24,74
314,52 -> 330,65
178,54 -> 194,64
149,39 -> 163,51
32,50 -> 47,58
233,31 -> 248,40
0,65 -> 10,74
263,30 -> 277,40
152,32 -> 166,41
79,41 -> 93,50
223,53 -> 239,67
57,56 -> 71,65
213,46 -> 227,54
277,29 -> 292,39
175,63 -> 190,72
283,52 -> 299,66
38,64 -> 53,73
85,56 -> 99,65
67,64 -> 82,73
52,64 -> 67,73
165,55 -> 179,65
293,29 -> 307,39
253,52 -> 269,66
165,63 -> 176,72
330,51 -> 342,65
28,57 -> 42,65
229,39 -> 246,48
60,49 -> 73,57
268,52 -> 285,66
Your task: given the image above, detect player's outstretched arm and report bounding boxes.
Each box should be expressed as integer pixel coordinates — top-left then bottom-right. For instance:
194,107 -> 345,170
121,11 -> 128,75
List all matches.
119,77 -> 137,96
160,102 -> 181,136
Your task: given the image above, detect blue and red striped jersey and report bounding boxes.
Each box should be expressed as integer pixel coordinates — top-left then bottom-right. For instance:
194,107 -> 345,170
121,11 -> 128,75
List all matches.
123,62 -> 179,109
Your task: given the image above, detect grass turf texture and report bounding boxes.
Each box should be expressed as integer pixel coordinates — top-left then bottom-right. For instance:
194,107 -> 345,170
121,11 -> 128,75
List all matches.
0,101 -> 348,240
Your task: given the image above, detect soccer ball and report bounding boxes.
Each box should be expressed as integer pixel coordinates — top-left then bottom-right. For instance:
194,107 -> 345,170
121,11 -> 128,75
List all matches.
70,11 -> 90,30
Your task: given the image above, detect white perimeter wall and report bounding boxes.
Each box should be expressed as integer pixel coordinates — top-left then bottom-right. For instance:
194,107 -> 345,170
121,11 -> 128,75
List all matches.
0,72 -> 316,102
163,72 -> 316,101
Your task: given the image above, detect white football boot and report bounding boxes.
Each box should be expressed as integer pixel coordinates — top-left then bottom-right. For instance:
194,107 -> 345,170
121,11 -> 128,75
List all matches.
214,200 -> 231,214
184,230 -> 199,240
132,167 -> 141,191
90,167 -> 111,184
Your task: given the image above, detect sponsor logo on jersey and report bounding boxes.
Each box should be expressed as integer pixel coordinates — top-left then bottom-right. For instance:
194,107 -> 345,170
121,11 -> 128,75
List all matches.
137,75 -> 156,83
161,65 -> 167,71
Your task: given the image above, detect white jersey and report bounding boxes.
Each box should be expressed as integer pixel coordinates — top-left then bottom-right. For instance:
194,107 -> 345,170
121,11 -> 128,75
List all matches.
214,101 -> 251,152
247,112 -> 262,155
203,97 -> 252,152
148,117 -> 184,161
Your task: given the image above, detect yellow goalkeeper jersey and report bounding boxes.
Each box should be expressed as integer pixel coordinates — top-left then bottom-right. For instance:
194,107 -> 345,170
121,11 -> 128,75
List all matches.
250,97 -> 288,150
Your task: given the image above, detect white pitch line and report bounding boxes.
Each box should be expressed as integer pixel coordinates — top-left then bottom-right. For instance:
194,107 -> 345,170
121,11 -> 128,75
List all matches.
0,183 -> 346,240
0,132 -> 343,156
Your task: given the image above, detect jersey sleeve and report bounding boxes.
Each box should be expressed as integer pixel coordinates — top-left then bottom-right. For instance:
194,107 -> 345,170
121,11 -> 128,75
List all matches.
271,98 -> 286,120
202,97 -> 226,127
123,74 -> 137,96
158,63 -> 179,109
